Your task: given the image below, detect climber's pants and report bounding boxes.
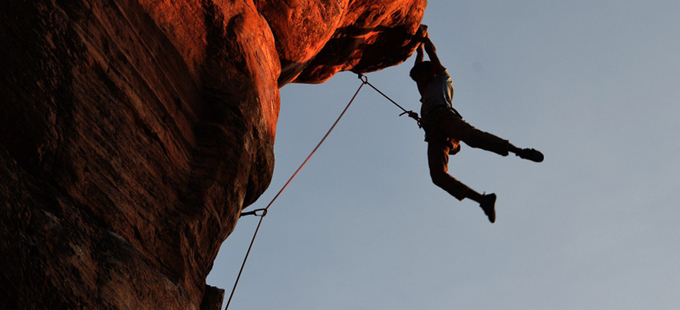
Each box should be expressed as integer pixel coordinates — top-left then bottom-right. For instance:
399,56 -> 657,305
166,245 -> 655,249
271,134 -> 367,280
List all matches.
425,111 -> 511,200
430,113 -> 510,156
427,140 -> 470,201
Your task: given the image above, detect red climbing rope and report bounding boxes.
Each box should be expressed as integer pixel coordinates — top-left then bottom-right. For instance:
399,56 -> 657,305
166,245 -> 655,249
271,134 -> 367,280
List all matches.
225,75 -> 368,310
225,73 -> 419,310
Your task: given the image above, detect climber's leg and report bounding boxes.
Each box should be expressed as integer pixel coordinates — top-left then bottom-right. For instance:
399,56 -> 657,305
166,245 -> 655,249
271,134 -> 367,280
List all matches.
427,140 -> 471,201
435,115 -> 510,156
427,134 -> 498,223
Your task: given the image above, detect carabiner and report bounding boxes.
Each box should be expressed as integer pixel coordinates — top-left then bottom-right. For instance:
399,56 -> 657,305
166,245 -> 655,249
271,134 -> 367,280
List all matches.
240,208 -> 268,218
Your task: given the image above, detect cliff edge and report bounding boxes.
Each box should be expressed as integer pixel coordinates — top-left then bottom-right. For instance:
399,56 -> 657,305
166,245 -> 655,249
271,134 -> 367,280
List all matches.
0,0 -> 425,309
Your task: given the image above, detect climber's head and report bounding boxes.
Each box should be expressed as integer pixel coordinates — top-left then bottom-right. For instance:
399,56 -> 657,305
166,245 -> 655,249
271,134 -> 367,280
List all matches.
410,61 -> 433,83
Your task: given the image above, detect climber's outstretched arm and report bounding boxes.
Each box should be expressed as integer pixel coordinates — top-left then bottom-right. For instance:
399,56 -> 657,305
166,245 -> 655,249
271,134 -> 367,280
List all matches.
415,42 -> 424,64
422,34 -> 446,75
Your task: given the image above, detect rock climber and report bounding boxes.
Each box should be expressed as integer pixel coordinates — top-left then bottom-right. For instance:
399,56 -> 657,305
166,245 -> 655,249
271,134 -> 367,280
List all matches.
409,25 -> 543,223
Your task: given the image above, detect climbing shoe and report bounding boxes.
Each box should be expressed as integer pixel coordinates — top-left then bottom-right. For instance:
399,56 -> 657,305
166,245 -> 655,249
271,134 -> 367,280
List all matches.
480,193 -> 496,223
516,148 -> 544,162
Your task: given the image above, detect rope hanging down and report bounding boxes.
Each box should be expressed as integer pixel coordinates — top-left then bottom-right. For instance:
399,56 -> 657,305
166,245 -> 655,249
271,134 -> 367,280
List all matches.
226,74 -> 416,310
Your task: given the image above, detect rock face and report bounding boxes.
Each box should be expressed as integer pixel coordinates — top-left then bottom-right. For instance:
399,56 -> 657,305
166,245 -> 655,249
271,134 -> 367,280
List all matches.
0,0 -> 425,309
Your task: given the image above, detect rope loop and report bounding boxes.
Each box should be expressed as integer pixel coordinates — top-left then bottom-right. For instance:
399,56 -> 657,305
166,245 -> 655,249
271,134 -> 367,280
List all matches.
358,73 -> 369,84
399,110 -> 422,127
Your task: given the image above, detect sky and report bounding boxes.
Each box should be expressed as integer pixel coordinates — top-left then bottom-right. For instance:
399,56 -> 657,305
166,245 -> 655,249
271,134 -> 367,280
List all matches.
207,1 -> 680,309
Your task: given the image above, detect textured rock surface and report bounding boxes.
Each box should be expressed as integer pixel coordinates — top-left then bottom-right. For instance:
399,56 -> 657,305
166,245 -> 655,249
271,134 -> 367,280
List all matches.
0,0 -> 425,309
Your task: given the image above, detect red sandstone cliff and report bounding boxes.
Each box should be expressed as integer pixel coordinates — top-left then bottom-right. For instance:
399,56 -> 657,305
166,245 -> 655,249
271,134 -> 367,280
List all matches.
0,0 -> 425,309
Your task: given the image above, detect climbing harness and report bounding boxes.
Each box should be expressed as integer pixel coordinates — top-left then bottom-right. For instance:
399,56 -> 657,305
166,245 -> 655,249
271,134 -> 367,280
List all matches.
226,73 -> 416,310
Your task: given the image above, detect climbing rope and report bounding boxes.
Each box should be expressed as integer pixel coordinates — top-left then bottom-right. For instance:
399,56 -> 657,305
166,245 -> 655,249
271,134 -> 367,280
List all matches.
225,73 -> 417,310
357,73 -> 420,124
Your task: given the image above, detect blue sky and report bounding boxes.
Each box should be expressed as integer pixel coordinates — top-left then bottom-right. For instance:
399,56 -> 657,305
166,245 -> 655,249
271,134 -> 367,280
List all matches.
208,1 -> 680,309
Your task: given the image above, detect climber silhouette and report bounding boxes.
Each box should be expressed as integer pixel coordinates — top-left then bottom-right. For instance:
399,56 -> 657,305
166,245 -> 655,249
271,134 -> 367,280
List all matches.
410,25 -> 543,223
